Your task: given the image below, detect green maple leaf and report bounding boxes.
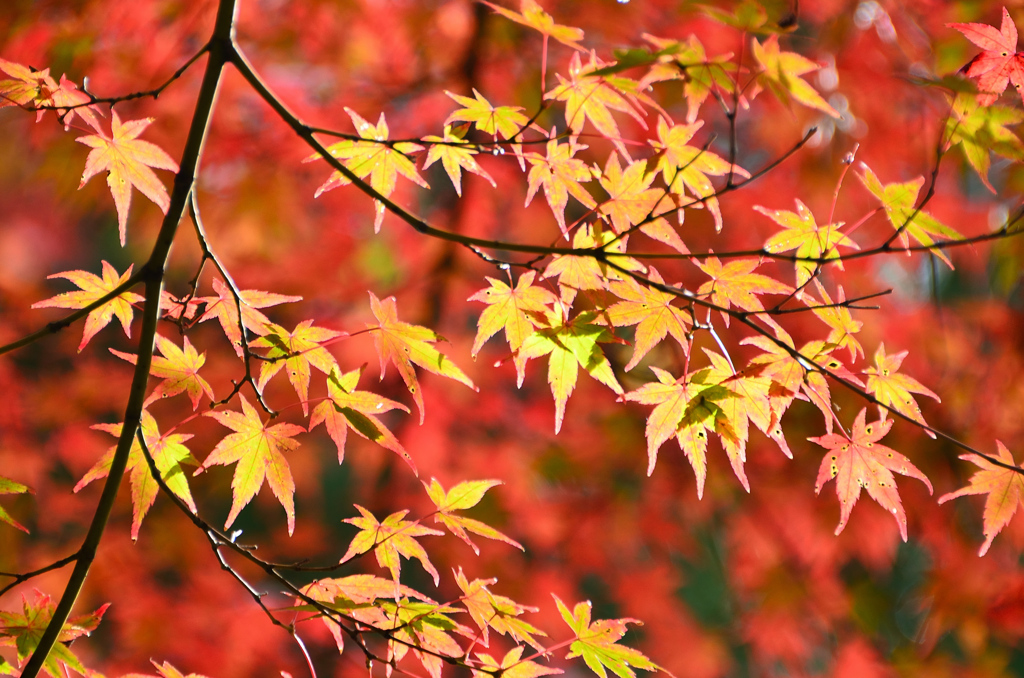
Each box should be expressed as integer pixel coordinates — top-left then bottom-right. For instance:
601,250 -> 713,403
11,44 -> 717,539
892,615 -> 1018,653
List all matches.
32,260 -> 144,352
76,110 -> 179,245
518,307 -> 624,434
111,333 -> 215,410
756,199 -> 858,288
78,409 -> 197,541
468,270 -> 558,357
859,163 -> 964,266
308,108 -> 428,232
473,646 -> 562,678
200,395 -> 305,535
250,320 -> 344,416
0,591 -> 108,678
0,475 -> 31,533
444,89 -> 530,145
339,505 -> 443,585
423,478 -> 522,552
368,292 -> 476,424
422,125 -> 496,196
945,92 -> 1024,193
309,366 -> 412,468
553,596 -> 657,678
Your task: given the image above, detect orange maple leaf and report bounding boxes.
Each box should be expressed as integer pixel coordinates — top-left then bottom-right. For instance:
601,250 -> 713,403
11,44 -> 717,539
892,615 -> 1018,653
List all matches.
32,260 -> 144,352
339,505 -> 443,585
200,395 -> 305,535
812,409 -> 932,542
111,333 -> 215,410
468,270 -> 557,356
76,110 -> 179,245
0,58 -> 102,130
197,278 -> 302,356
309,366 -> 411,468
308,108 -> 427,232
605,269 -> 692,371
939,442 -> 1024,556
595,152 -> 665,234
250,320 -> 344,416
524,135 -> 596,238
949,7 -> 1024,106
482,0 -> 584,50
369,292 -> 476,424
695,256 -> 792,326
864,343 -> 940,437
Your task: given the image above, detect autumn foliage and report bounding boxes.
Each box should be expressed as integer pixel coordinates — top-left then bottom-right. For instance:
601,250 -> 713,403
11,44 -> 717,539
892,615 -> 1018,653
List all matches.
3,1 -> 1024,676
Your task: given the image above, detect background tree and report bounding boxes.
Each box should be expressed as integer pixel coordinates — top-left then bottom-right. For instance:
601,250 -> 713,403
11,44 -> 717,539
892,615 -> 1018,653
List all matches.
2,0 -> 1024,676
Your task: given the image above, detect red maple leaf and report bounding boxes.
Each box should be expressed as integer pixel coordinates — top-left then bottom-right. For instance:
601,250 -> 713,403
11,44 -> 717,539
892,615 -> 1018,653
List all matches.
949,7 -> 1024,106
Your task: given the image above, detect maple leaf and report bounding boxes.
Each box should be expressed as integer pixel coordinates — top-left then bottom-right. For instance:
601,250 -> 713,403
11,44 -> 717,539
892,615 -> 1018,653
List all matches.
650,117 -> 748,232
76,110 -> 179,245
755,199 -> 858,288
944,92 -> 1024,192
387,599 -> 473,678
339,504 -> 443,585
0,590 -> 109,678
482,0 -> 584,50
858,164 -> 964,267
308,108 -> 428,232
595,152 -> 664,234
939,442 -> 1024,556
553,596 -> 657,678
445,89 -> 530,138
640,34 -> 738,124
864,343 -> 939,436
111,333 -> 215,410
368,292 -> 476,424
473,647 -> 562,678
810,280 -> 863,361
0,475 -> 31,533
198,278 -> 302,356
454,569 -> 545,650
468,270 -> 558,357
949,7 -> 1024,106
518,308 -> 624,434
422,125 -> 496,196
695,256 -> 793,326
120,660 -> 210,678
605,269 -> 692,371
250,320 -> 344,416
309,366 -> 412,468
545,52 -> 646,155
0,59 -> 102,130
424,478 -> 522,553
750,35 -> 838,117
525,136 -> 597,238
811,409 -> 933,541
624,362 -> 740,496
32,260 -> 144,352
542,222 -> 643,304
200,395 -> 305,535
77,409 -> 197,541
